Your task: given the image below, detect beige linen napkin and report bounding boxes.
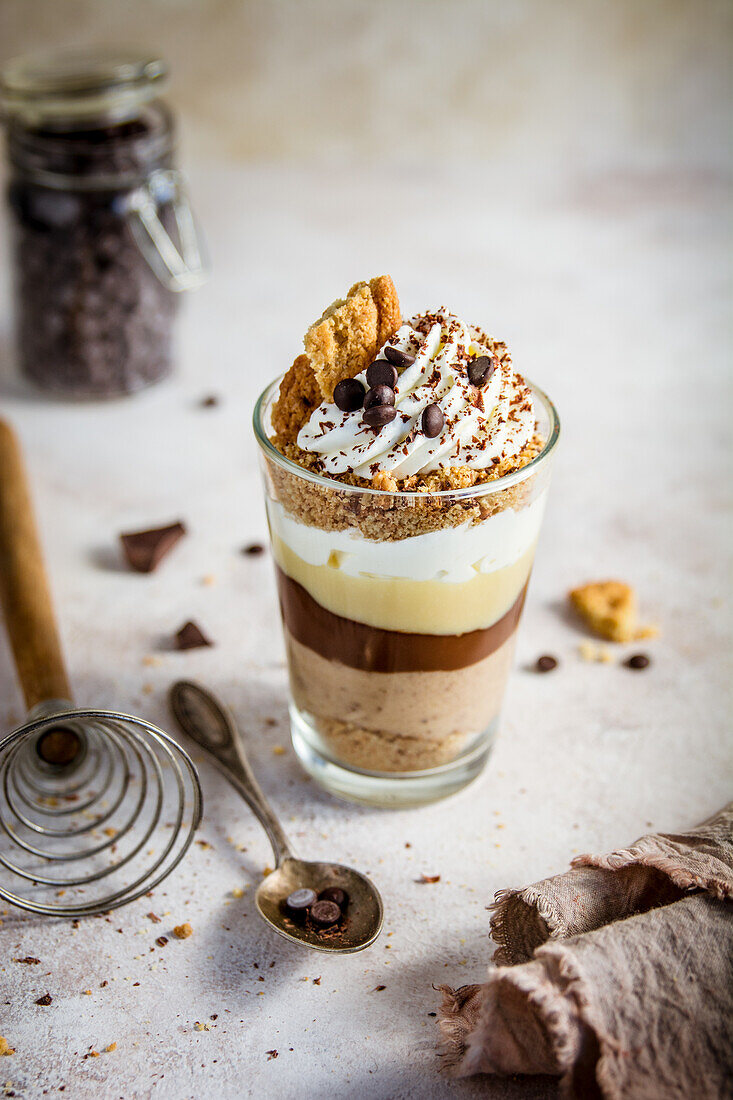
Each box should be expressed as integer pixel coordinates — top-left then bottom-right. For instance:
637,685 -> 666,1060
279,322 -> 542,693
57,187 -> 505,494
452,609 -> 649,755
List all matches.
439,803 -> 733,1099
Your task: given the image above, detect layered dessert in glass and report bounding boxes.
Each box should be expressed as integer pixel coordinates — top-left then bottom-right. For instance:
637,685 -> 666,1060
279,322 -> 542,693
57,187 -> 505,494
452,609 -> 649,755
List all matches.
254,277 -> 559,806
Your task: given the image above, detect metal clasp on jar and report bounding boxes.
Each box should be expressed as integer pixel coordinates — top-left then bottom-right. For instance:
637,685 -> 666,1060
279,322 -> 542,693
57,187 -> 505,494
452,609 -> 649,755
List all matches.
125,168 -> 209,291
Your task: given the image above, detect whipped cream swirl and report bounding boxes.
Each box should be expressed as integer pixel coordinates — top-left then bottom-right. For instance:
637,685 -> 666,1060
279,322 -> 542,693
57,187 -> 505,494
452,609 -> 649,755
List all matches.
297,310 -> 536,479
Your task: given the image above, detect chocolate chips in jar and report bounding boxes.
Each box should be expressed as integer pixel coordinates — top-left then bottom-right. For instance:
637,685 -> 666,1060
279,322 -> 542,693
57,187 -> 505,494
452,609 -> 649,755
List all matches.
0,50 -> 207,399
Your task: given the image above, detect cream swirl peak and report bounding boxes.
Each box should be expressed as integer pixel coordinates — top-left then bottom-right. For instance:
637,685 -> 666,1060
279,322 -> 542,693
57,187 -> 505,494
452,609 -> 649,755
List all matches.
297,310 -> 536,478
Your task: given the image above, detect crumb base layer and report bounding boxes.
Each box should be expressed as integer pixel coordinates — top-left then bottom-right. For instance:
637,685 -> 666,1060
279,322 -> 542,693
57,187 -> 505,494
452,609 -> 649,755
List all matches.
290,704 -> 497,809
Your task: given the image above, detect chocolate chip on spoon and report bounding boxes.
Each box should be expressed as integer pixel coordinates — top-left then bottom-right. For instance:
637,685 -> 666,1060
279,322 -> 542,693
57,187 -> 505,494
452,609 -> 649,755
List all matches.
366,360 -> 398,389
385,345 -> 415,369
318,886 -> 348,910
333,378 -> 366,412
309,899 -> 342,928
364,384 -> 395,410
422,403 -> 444,438
467,355 -> 499,388
363,404 -> 397,428
285,888 -> 317,914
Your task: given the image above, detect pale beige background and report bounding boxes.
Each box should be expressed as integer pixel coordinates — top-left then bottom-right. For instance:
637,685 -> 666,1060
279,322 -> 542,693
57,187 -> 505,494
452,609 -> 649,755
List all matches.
2,0 -> 732,172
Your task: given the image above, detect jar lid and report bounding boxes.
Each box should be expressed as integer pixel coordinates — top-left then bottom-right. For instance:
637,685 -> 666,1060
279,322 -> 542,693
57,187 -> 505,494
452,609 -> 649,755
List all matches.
0,47 -> 168,128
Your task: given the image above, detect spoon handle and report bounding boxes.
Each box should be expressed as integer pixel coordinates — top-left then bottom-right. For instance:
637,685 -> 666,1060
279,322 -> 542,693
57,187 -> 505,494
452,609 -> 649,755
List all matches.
169,680 -> 294,865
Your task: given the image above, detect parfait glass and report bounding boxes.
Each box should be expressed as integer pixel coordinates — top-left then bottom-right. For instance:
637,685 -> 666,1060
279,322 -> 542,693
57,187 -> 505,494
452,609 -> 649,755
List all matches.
254,379 -> 559,808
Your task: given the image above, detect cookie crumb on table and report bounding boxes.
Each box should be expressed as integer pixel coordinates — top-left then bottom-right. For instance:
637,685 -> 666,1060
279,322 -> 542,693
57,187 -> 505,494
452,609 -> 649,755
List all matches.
173,922 -> 193,940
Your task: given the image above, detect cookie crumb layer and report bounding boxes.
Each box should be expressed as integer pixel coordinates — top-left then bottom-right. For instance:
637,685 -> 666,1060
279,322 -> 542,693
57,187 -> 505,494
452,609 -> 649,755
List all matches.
266,432 -> 544,541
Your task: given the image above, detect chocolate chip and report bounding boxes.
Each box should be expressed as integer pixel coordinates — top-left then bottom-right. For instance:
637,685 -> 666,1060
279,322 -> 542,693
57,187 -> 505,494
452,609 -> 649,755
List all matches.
624,654 -> 650,670
309,899 -> 341,928
366,360 -> 398,389
467,355 -> 498,388
363,404 -> 397,428
243,543 -> 265,556
384,345 -> 415,369
421,403 -> 444,438
120,521 -> 186,574
35,993 -> 52,1006
318,886 -> 348,910
364,384 -> 395,410
536,655 -> 558,672
175,621 -> 212,650
200,394 -> 219,408
285,888 -> 317,913
333,378 -> 366,412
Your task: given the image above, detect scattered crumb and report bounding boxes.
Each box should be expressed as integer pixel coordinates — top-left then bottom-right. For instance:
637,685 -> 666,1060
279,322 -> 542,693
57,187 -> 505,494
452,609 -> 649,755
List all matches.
578,641 -> 614,663
0,1038 -> 14,1057
82,989 -> 92,996
89,1050 -> 100,1058
373,985 -> 387,992
147,912 -> 161,924
196,840 -> 213,850
262,867 -> 273,877
272,745 -> 286,756
266,1050 -> 279,1060
312,977 -> 321,985
201,574 -> 216,587
417,873 -> 441,884
35,994 -> 52,1006
194,1021 -> 212,1032
105,1042 -> 117,1053
15,957 -> 40,965
243,543 -> 266,557
231,887 -> 245,899
173,923 -> 193,940
142,655 -> 163,668
103,827 -> 117,838
142,683 -> 154,695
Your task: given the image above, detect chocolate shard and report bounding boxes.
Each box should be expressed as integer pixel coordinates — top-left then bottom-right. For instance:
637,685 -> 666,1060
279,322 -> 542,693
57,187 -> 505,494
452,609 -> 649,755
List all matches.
120,522 -> 186,573
175,621 -> 212,651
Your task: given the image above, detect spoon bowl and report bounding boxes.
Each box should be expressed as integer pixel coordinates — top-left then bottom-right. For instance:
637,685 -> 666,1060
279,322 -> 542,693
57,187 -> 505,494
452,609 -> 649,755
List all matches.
257,856 -> 383,953
170,680 -> 384,953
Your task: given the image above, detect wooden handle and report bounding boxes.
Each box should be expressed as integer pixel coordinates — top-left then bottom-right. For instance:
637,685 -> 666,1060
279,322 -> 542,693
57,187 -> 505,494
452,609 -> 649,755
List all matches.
0,420 -> 71,709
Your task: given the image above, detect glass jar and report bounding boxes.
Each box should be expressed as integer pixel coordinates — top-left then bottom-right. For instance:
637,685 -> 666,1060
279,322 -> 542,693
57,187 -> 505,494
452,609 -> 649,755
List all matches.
0,48 -> 208,398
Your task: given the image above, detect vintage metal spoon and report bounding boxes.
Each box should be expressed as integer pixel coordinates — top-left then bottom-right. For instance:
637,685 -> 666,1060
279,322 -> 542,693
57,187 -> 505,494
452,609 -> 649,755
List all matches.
169,680 -> 383,953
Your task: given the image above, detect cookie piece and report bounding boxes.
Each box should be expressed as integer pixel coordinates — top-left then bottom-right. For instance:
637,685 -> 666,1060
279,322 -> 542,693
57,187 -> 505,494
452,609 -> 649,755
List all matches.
271,276 -> 401,445
270,354 -> 322,446
569,581 -> 657,643
305,276 -> 400,402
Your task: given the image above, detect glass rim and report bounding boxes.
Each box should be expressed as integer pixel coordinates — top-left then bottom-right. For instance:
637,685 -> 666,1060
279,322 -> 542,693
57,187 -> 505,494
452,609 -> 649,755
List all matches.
253,375 -> 560,501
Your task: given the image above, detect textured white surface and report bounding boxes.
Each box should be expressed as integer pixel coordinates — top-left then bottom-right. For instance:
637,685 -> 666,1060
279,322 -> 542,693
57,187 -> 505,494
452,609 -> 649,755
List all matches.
0,4 -> 732,1099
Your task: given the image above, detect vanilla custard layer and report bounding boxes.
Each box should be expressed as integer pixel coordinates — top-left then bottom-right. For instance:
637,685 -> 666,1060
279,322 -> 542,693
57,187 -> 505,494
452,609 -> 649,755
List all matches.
272,534 -> 535,634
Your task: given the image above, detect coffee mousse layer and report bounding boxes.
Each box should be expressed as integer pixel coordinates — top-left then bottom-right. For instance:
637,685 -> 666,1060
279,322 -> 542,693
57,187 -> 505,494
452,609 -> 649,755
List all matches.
276,566 -> 527,674
284,627 -> 518,770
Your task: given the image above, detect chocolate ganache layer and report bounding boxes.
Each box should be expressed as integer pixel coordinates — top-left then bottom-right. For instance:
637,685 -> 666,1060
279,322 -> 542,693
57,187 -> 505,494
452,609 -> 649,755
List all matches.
276,566 -> 528,673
